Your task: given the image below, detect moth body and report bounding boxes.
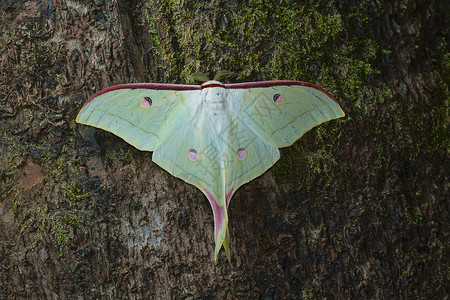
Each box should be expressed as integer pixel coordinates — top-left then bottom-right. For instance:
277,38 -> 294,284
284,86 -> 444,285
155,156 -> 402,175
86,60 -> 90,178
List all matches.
202,81 -> 228,134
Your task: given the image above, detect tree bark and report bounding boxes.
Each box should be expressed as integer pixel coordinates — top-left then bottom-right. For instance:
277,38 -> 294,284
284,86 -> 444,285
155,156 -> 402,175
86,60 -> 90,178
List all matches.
0,0 -> 448,299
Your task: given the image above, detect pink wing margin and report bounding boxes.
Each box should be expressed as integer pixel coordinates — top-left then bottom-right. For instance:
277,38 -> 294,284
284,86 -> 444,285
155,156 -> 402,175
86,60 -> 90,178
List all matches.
81,80 -> 337,109
80,83 -> 201,109
225,80 -> 340,106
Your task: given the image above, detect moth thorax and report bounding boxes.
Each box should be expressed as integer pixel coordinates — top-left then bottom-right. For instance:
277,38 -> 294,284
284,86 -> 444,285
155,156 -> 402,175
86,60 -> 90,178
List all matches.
204,86 -> 226,114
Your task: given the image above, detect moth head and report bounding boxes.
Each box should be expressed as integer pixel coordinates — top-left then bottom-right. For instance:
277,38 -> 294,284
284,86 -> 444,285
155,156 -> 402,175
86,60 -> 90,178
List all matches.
201,80 -> 225,89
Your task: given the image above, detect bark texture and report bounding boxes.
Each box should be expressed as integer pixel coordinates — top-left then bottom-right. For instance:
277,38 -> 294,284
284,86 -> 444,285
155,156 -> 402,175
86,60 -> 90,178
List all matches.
0,0 -> 448,299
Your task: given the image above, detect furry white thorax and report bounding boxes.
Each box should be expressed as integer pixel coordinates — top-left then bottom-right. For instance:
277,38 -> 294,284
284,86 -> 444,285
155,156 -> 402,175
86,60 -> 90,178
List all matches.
201,82 -> 228,134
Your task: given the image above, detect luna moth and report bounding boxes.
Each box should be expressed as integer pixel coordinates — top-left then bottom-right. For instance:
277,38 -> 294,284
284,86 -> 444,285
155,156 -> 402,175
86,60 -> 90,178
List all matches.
76,76 -> 345,263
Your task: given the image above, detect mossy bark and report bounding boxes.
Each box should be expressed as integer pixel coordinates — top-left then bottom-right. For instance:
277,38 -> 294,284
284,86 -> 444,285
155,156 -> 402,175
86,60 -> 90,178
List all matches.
0,0 -> 448,298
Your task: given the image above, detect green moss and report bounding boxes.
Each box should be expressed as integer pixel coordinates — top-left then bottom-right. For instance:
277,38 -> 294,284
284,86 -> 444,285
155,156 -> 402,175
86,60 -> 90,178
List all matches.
144,1 -> 350,82
0,134 -> 24,203
4,126 -> 95,256
0,161 -> 18,202
19,156 -> 93,255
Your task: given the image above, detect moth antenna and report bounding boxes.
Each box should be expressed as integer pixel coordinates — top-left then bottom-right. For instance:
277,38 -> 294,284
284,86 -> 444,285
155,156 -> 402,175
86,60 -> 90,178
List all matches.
213,70 -> 233,81
190,72 -> 209,82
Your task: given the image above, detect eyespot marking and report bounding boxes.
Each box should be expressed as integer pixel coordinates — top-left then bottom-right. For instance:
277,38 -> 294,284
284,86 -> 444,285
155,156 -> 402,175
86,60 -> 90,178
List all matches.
188,149 -> 199,162
236,147 -> 247,161
139,97 -> 152,109
273,94 -> 284,104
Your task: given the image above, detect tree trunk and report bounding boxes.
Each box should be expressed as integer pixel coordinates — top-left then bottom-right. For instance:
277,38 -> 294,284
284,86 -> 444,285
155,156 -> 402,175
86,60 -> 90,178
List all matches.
0,0 -> 448,299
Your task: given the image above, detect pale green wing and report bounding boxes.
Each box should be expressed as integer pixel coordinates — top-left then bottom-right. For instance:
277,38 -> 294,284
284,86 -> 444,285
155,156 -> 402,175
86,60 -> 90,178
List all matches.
152,104 -> 228,261
152,99 -> 281,262
227,81 -> 345,148
222,108 -> 280,197
76,84 -> 201,151
152,104 -> 222,196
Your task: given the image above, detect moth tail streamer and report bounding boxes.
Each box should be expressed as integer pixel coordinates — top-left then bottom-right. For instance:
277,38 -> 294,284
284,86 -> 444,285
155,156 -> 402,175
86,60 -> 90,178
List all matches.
214,218 -> 230,264
223,228 -> 231,264
204,189 -> 230,263
213,203 -> 228,264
